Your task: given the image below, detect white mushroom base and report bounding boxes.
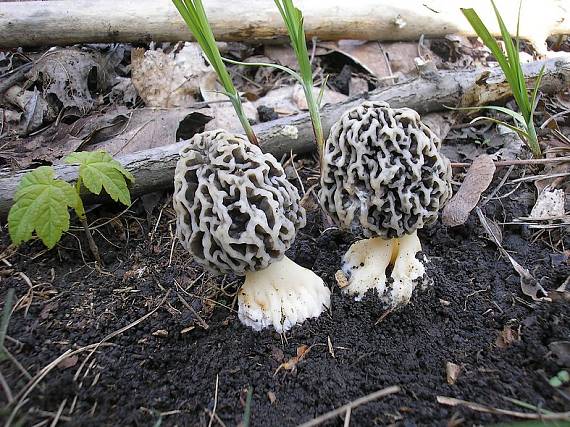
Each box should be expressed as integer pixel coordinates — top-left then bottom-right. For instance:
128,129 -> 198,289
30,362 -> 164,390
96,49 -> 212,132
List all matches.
341,232 -> 426,306
238,256 -> 331,333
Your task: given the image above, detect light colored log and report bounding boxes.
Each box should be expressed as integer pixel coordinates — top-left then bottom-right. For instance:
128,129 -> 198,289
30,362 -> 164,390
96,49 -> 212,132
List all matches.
0,56 -> 569,218
0,0 -> 568,49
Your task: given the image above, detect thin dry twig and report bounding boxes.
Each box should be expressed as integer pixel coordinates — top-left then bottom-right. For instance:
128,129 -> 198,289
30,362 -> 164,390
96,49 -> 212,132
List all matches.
451,156 -> 570,169
297,386 -> 400,427
208,374 -> 219,427
437,396 -> 570,420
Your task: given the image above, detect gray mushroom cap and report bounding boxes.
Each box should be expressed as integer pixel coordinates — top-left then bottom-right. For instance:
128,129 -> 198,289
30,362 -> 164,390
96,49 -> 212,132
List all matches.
173,130 -> 306,275
319,101 -> 452,239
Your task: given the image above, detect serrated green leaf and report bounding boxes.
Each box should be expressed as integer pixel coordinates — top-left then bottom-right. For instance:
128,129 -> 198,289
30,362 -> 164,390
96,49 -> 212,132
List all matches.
64,151 -> 134,206
8,166 -> 81,249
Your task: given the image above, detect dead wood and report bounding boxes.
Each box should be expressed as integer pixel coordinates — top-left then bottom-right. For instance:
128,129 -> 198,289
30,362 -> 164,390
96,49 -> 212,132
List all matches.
0,57 -> 569,218
0,0 -> 569,50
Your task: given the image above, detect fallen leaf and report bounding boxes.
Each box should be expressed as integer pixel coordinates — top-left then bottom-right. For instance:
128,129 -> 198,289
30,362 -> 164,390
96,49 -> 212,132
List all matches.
442,154 -> 496,227
3,85 -> 56,135
200,72 -> 257,133
131,43 -> 211,108
109,77 -> 138,106
27,48 -> 113,114
264,45 -> 299,71
422,112 -> 456,141
530,188 -> 565,220
349,77 -> 369,96
58,355 -> 78,370
495,324 -> 520,349
274,345 -> 311,376
446,362 -> 461,385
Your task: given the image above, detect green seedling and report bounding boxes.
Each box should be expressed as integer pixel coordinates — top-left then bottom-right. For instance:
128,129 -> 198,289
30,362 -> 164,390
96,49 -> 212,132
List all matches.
8,151 -> 133,262
461,0 -> 544,158
549,370 -> 569,388
171,0 -> 258,145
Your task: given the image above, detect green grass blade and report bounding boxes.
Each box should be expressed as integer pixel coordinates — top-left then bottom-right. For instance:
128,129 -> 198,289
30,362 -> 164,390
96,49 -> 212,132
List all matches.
490,0 -> 529,118
172,0 -> 257,144
223,57 -> 304,83
469,117 -> 529,140
461,8 -> 512,80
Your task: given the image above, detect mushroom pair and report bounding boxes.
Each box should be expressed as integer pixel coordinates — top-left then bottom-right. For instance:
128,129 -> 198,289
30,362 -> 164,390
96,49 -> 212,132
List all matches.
173,101 -> 451,332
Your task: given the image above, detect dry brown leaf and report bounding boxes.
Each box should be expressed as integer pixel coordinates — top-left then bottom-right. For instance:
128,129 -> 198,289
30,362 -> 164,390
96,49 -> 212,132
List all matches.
264,45 -> 299,71
254,84 -> 347,117
28,48 -> 112,114
57,355 -> 78,370
274,345 -> 311,376
495,324 -> 520,349
199,72 -> 257,133
88,107 -> 212,156
530,188 -> 565,220
349,77 -> 369,96
446,362 -> 461,385
3,85 -> 56,135
422,112 -> 456,141
442,154 -> 496,227
319,40 -> 423,79
131,43 -> 211,108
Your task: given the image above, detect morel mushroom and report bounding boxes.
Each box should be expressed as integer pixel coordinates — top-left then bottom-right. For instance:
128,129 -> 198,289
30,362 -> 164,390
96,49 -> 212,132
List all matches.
174,130 -> 330,332
320,101 -> 452,305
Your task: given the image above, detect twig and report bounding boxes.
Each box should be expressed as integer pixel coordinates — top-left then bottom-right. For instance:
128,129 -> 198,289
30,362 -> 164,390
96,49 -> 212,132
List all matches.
49,399 -> 67,427
208,374 -> 219,427
80,217 -> 102,265
297,386 -> 400,427
451,156 -> 570,169
343,407 -> 351,427
437,396 -> 570,420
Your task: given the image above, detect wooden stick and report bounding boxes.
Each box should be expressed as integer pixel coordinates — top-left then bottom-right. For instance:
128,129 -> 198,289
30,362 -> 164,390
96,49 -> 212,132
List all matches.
0,57 -> 568,218
0,0 -> 569,49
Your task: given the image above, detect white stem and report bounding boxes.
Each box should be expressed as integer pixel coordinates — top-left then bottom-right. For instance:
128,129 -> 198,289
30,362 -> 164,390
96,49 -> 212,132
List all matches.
238,256 -> 331,333
341,232 -> 425,305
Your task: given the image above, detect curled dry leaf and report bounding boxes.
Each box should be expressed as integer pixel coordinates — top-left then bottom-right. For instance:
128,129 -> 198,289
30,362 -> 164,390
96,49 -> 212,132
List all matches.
495,324 -> 520,349
27,48 -> 113,114
442,154 -> 496,227
274,345 -> 311,376
3,85 -> 56,135
446,362 -> 462,385
131,43 -> 212,108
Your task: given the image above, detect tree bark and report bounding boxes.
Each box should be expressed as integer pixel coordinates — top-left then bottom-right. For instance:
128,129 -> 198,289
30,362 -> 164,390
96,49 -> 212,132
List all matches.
0,57 -> 569,218
0,0 -> 568,49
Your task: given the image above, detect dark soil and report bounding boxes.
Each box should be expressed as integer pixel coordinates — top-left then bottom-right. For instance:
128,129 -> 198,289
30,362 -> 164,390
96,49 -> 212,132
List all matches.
1,179 -> 569,426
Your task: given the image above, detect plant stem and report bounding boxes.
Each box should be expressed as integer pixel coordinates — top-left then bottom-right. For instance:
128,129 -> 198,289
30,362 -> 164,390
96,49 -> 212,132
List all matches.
75,177 -> 102,265
526,121 -> 542,158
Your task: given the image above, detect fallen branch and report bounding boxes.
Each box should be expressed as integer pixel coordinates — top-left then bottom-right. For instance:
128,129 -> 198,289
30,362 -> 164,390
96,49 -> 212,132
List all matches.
0,0 -> 569,49
0,57 -> 568,218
